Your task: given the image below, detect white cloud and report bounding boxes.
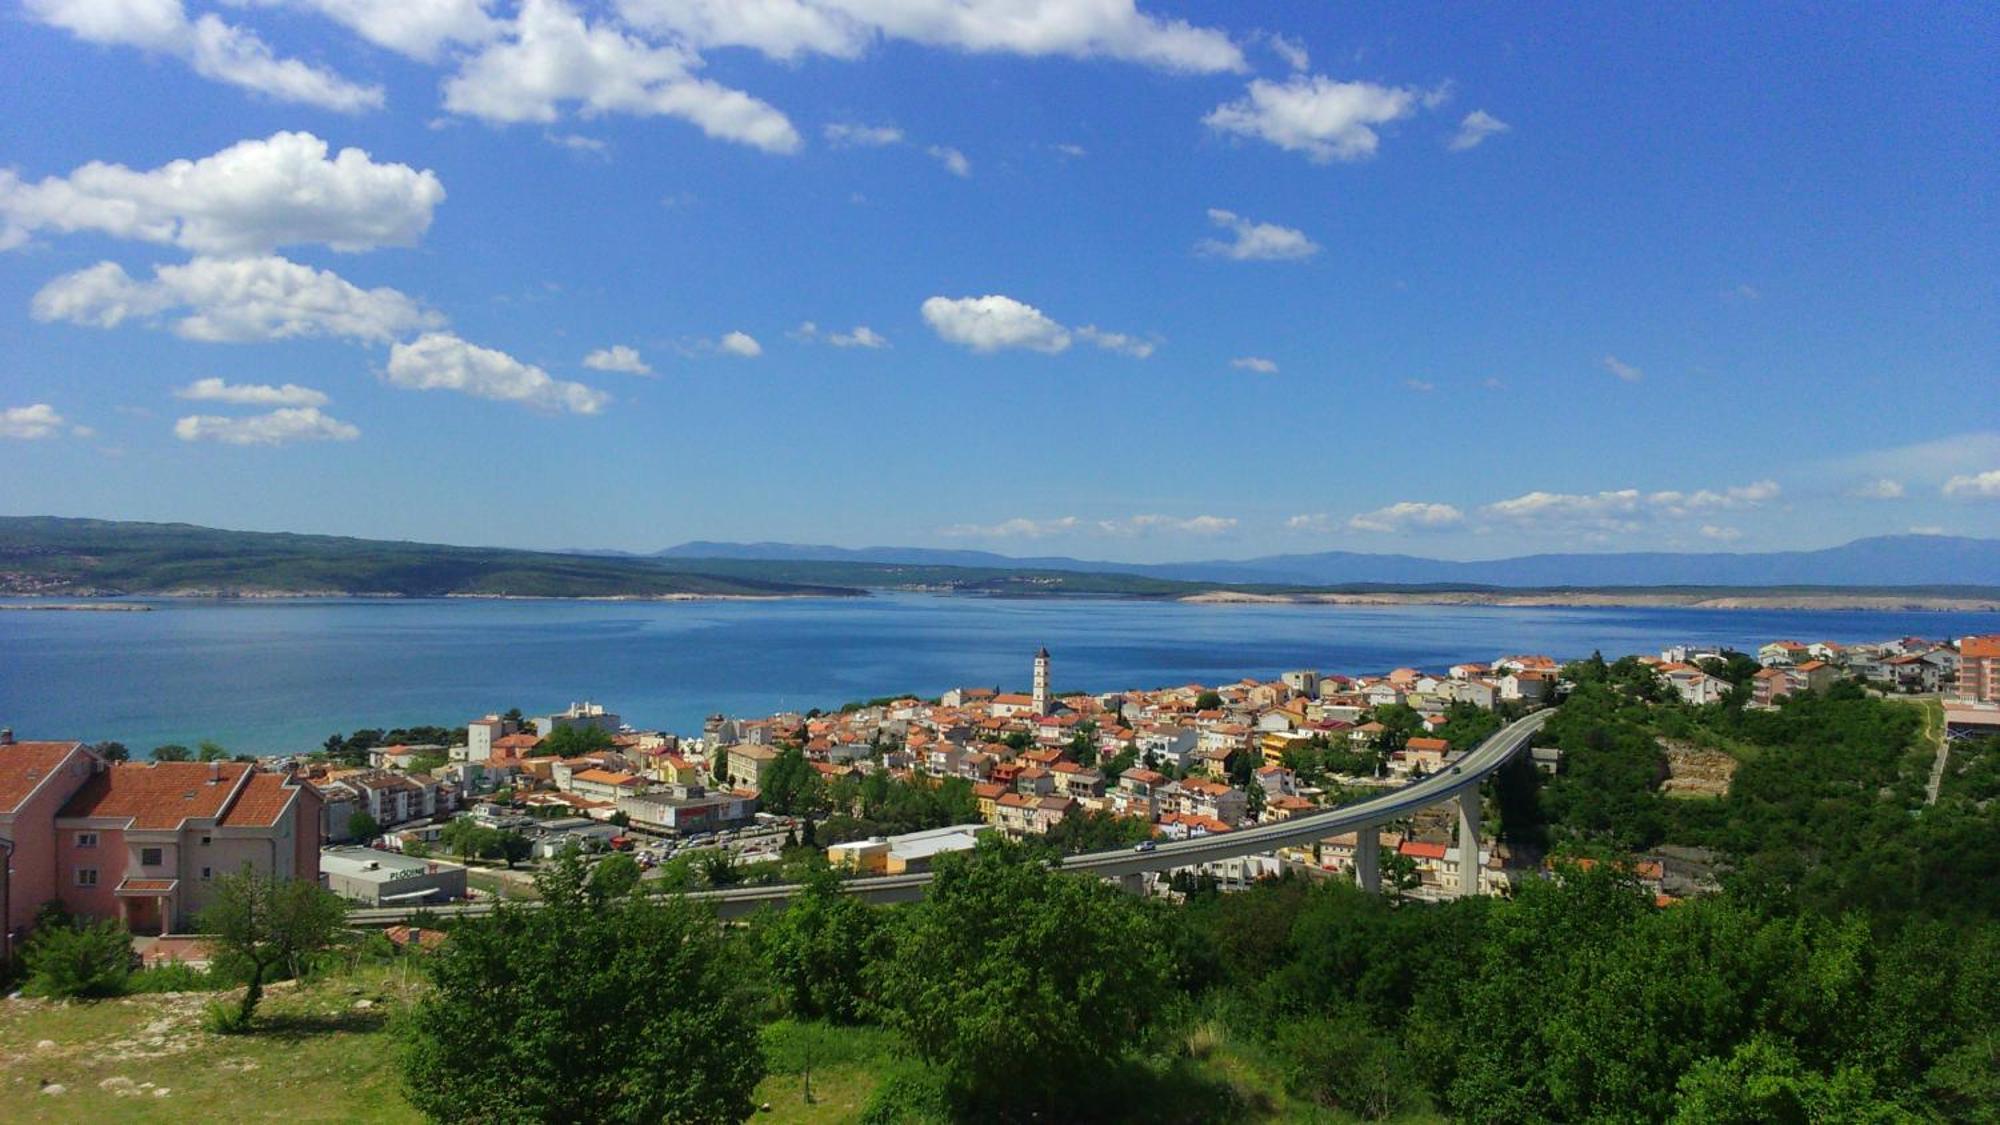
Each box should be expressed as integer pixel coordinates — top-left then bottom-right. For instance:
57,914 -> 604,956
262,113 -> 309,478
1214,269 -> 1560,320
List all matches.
228,0 -> 498,62
1726,282 -> 1761,302
1204,75 -> 1428,163
1054,143 -> 1087,158
24,0 -> 384,111
824,122 -> 903,147
1482,480 -> 1780,532
1909,525 -> 1945,535
32,256 -> 441,343
1602,354 -> 1644,383
1850,478 -> 1905,500
1196,207 -> 1318,261
443,0 -> 801,153
1447,109 -> 1509,151
1645,480 -> 1779,516
175,377 -> 329,407
0,403 -> 67,440
1698,524 -> 1742,542
1404,378 -> 1435,393
385,332 -> 610,414
1285,514 -> 1333,532
939,516 -> 1082,539
921,294 -> 1070,354
582,344 -> 652,374
941,513 -> 1235,539
173,406 -> 359,445
1075,325 -> 1154,359
1100,514 -> 1236,537
1348,501 -> 1465,533
828,325 -> 887,349
0,132 -> 445,255
1833,432 -> 2000,488
1230,356 -> 1277,374
926,144 -> 971,177
1261,31 -> 1308,71
612,0 -> 1245,73
717,330 -> 762,357
545,131 -> 609,154
1942,469 -> 2000,500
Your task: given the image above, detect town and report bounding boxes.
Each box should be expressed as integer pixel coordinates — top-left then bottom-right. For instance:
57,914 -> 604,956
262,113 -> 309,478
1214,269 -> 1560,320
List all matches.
7,632 -> 1995,959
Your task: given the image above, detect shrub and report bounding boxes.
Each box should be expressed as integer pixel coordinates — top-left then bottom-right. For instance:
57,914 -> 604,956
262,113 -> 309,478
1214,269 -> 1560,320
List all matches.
202,998 -> 252,1034
126,961 -> 221,993
21,918 -> 133,999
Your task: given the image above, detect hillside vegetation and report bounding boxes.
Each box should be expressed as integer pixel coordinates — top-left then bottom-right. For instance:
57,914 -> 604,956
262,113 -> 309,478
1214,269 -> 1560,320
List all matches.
0,518 -> 860,599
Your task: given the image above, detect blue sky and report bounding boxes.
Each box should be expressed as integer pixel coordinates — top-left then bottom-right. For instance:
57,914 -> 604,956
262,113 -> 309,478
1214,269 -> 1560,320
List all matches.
2,1 -> 1996,562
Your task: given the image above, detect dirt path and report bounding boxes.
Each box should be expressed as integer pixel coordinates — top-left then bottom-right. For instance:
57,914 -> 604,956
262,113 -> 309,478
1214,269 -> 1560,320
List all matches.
1919,701 -> 1949,805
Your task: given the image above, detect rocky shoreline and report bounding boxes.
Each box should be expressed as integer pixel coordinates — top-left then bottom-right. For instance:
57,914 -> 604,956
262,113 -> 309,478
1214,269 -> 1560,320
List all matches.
1178,590 -> 2000,612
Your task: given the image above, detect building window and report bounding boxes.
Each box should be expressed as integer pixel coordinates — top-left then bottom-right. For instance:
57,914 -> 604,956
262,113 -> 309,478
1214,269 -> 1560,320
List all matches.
140,847 -> 163,867
75,831 -> 97,849
200,835 -> 211,846
75,868 -> 97,887
201,866 -> 213,881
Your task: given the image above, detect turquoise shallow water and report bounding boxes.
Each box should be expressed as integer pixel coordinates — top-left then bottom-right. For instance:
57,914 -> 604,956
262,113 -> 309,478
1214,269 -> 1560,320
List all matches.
1,593 -> 1993,755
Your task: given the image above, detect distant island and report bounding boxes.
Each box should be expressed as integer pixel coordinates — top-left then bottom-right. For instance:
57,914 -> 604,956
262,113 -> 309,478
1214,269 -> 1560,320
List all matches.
4,516 -> 1998,610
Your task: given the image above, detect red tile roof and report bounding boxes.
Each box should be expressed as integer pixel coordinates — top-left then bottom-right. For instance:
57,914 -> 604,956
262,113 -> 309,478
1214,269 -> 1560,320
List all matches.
218,770 -> 298,828
0,741 -> 85,814
61,761 -> 252,828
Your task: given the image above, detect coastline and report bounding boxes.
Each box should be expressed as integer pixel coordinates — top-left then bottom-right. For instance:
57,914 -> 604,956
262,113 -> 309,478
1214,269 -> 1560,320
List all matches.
1177,590 -> 2000,612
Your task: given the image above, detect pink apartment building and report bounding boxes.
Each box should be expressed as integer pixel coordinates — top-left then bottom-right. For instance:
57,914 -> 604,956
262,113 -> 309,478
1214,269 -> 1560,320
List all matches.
0,733 -> 322,954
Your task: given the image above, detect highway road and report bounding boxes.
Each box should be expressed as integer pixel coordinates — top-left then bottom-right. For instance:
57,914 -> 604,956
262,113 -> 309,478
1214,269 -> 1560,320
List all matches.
348,708 -> 1550,925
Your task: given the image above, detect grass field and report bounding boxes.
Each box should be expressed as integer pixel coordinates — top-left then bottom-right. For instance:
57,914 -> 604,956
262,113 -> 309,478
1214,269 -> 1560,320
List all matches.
0,967 -> 1428,1123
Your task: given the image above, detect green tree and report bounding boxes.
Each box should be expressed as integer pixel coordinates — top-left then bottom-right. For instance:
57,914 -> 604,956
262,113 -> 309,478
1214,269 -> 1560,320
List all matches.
439,818 -> 501,863
1067,720 -> 1101,768
588,852 -> 642,899
868,838 -> 1172,1113
535,724 -> 613,758
197,867 -> 347,1027
151,744 -> 192,762
400,852 -> 763,1124
1195,690 -> 1223,711
760,746 -> 825,816
89,740 -> 130,763
346,810 -> 381,842
21,917 -> 133,999
760,861 -> 881,1022
196,739 -> 231,762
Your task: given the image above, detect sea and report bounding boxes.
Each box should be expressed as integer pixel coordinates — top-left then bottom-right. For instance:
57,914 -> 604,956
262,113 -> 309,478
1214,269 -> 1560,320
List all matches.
2,593 -> 1994,756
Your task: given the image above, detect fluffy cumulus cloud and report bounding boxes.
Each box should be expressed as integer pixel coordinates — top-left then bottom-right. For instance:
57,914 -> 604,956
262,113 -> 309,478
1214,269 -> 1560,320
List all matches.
942,513 -> 1235,538
921,294 -> 1146,358
612,0 -> 1246,73
1204,75 -> 1432,163
1197,208 -> 1318,261
1602,354 -> 1644,383
1850,478 -> 1906,499
1231,356 -> 1278,374
0,403 -> 68,440
926,144 -> 972,177
1482,480 -> 1780,533
31,256 -> 441,343
443,0 -> 801,153
1075,325 -> 1154,359
583,344 -> 653,374
717,330 -> 762,357
1448,109 -> 1509,151
824,122 -> 903,147
0,132 -> 445,255
385,331 -> 610,414
175,377 -> 328,407
174,406 -> 359,445
230,0 -> 498,61
1699,525 -> 1743,541
23,0 -> 383,111
830,325 -> 887,348
1943,469 -> 2000,500
1348,501 -> 1465,533
922,294 -> 1071,353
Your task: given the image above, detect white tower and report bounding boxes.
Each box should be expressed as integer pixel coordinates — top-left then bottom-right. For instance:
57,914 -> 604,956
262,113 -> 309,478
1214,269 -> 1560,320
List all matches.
1032,646 -> 1050,715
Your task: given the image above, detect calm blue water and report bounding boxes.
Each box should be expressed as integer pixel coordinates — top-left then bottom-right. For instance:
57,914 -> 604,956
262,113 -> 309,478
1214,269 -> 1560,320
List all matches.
2,593 -> 1994,755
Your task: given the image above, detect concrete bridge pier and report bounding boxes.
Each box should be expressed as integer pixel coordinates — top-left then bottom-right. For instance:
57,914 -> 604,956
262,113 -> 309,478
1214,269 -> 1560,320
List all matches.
1353,828 -> 1381,893
1118,872 -> 1146,896
1455,791 -> 1482,898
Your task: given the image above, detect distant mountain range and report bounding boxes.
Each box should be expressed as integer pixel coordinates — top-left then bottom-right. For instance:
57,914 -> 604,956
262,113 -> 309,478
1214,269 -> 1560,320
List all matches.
655,535 -> 2000,589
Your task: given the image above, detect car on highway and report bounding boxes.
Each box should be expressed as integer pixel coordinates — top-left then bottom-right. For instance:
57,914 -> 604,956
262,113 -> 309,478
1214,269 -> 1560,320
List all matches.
1133,840 -> 1157,853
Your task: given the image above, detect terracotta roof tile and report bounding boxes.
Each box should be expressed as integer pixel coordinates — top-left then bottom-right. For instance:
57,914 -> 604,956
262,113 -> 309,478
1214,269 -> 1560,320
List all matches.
219,770 -> 299,828
61,762 -> 250,829
0,741 -> 85,814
